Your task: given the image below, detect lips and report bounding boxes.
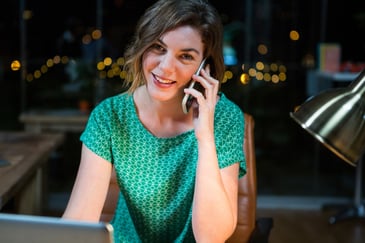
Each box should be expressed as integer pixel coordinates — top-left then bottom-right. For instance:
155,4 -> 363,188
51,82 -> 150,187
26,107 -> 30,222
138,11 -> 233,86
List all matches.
153,74 -> 176,85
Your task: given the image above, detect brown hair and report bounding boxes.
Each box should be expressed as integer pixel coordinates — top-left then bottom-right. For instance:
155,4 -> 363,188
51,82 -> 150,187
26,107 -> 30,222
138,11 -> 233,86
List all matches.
123,0 -> 224,93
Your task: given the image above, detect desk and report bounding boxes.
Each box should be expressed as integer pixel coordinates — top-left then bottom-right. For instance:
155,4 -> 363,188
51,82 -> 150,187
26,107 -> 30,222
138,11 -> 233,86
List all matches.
19,109 -> 89,133
0,132 -> 64,214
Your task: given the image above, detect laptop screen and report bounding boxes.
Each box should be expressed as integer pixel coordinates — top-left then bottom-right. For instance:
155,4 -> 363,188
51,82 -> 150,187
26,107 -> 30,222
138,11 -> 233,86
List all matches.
0,213 -> 114,243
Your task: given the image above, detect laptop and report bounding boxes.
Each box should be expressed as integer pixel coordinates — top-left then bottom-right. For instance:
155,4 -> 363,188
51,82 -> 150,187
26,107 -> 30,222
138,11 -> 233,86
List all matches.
0,213 -> 114,243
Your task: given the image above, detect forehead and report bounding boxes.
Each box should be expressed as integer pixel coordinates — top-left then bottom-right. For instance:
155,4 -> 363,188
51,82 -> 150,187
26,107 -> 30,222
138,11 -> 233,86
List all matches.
160,26 -> 204,52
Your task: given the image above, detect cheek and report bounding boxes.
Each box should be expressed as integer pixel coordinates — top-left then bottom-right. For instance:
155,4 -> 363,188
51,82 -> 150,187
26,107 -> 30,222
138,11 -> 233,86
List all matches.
177,67 -> 195,85
142,54 -> 154,75
142,59 -> 148,77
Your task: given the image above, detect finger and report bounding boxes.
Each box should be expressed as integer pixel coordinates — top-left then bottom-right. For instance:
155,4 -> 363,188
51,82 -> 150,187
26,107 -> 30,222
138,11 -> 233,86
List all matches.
199,70 -> 219,96
204,63 -> 211,76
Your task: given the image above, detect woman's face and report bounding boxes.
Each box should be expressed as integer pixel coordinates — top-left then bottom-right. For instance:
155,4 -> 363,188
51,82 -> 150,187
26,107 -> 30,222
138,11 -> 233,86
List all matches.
142,25 -> 204,103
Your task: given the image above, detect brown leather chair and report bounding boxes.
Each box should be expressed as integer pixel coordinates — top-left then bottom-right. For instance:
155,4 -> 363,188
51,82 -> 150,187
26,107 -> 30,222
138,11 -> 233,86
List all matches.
100,113 -> 273,242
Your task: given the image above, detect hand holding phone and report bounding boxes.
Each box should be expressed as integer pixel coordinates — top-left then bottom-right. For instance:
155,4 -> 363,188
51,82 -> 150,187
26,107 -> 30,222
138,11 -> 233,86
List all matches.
182,58 -> 207,114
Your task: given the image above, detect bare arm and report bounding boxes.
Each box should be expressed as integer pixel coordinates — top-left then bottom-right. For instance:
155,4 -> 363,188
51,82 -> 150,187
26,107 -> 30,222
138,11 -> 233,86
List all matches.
186,67 -> 239,242
192,141 -> 239,243
62,144 -> 112,222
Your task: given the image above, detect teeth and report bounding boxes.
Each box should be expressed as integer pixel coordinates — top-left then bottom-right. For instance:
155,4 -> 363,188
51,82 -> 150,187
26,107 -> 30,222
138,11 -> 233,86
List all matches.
156,76 -> 174,84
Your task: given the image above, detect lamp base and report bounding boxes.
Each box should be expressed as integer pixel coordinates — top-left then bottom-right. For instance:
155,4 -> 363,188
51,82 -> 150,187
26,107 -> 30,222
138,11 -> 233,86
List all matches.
328,204 -> 365,224
328,156 -> 364,224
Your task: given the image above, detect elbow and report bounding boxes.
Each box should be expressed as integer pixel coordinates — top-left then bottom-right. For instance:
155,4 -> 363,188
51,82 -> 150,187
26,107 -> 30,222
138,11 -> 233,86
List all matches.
192,217 -> 237,243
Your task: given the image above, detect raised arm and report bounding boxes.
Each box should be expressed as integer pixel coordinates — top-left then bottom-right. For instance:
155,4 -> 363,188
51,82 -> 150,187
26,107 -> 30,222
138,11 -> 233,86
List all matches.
186,67 -> 240,242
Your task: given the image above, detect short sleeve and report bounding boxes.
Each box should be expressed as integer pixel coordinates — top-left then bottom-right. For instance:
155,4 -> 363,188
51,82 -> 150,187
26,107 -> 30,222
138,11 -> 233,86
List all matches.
214,95 -> 246,178
80,100 -> 113,162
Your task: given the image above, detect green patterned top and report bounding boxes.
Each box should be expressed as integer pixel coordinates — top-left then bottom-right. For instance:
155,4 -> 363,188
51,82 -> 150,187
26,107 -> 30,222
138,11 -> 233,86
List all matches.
80,92 -> 246,242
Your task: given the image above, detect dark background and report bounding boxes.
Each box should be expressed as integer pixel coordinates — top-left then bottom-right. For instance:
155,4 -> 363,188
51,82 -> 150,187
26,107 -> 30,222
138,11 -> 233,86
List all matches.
0,0 -> 364,202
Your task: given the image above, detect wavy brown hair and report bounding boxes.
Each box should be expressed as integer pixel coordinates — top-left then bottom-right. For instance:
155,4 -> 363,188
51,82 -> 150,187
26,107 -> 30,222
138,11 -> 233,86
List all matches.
123,0 -> 224,93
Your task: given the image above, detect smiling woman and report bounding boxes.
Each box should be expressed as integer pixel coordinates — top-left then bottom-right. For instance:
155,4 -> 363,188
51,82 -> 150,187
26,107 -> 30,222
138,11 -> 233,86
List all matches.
62,0 -> 247,242
140,25 -> 205,104
2,0 -> 365,237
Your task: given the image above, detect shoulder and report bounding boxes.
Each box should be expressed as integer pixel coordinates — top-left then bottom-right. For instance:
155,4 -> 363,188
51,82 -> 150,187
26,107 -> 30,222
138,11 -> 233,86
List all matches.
91,92 -> 131,115
87,92 -> 133,125
215,93 -> 244,125
94,92 -> 130,109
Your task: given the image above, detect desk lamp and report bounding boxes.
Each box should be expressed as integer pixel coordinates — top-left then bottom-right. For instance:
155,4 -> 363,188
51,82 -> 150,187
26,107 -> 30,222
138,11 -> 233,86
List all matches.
290,69 -> 365,224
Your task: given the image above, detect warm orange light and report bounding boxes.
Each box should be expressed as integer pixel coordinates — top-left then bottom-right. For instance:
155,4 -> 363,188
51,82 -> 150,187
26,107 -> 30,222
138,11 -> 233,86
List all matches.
257,44 -> 268,55
289,30 -> 300,41
240,73 -> 250,84
11,60 -> 21,71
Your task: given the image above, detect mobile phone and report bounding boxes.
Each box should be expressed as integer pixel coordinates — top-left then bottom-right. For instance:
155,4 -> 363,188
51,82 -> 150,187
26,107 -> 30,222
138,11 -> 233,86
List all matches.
182,58 -> 207,114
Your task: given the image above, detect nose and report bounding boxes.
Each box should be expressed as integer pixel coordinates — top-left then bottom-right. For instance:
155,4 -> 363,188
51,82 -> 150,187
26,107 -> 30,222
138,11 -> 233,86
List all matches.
158,55 -> 175,74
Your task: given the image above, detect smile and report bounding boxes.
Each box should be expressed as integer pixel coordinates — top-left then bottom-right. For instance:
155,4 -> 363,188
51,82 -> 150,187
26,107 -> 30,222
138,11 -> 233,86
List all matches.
153,74 -> 176,84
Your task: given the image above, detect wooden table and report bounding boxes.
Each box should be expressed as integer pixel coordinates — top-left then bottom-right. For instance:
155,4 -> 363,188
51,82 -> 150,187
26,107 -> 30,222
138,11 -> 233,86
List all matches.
18,109 -> 89,215
19,109 -> 89,133
0,132 -> 64,215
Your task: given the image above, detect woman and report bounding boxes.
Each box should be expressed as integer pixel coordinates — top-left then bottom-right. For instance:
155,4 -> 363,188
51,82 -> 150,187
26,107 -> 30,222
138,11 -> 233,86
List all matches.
63,0 -> 246,242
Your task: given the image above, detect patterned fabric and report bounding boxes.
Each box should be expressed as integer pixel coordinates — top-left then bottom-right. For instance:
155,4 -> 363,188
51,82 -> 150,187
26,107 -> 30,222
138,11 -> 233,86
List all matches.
80,92 -> 246,242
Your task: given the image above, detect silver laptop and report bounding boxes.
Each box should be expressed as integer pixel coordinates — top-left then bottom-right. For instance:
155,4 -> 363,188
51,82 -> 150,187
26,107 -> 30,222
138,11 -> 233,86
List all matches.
0,213 -> 114,243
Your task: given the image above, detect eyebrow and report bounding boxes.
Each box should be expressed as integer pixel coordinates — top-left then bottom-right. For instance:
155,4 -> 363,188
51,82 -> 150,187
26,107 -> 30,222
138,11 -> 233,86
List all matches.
157,38 -> 201,55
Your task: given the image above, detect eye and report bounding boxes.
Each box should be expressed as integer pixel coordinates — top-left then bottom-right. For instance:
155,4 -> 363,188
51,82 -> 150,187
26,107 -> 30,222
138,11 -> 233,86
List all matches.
151,43 -> 165,53
181,53 -> 194,60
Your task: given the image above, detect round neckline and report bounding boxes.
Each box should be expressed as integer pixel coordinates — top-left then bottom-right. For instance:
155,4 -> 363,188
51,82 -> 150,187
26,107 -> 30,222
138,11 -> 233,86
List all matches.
128,93 -> 195,140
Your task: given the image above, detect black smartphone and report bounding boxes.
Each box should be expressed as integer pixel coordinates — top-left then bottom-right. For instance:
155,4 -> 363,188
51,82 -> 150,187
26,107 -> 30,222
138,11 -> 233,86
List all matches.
182,58 -> 207,114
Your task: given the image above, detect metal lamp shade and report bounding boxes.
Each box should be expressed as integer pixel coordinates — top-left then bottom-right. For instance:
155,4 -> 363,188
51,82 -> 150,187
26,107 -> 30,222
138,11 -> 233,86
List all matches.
290,69 -> 365,166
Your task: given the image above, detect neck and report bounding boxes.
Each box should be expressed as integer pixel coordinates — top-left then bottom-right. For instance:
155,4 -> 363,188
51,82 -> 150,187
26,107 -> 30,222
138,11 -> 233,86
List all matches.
138,85 -> 187,118
133,86 -> 193,137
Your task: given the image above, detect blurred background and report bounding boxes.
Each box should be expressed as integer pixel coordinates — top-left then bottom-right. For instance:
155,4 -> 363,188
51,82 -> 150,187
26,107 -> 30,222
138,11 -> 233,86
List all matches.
1,0 -> 365,212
